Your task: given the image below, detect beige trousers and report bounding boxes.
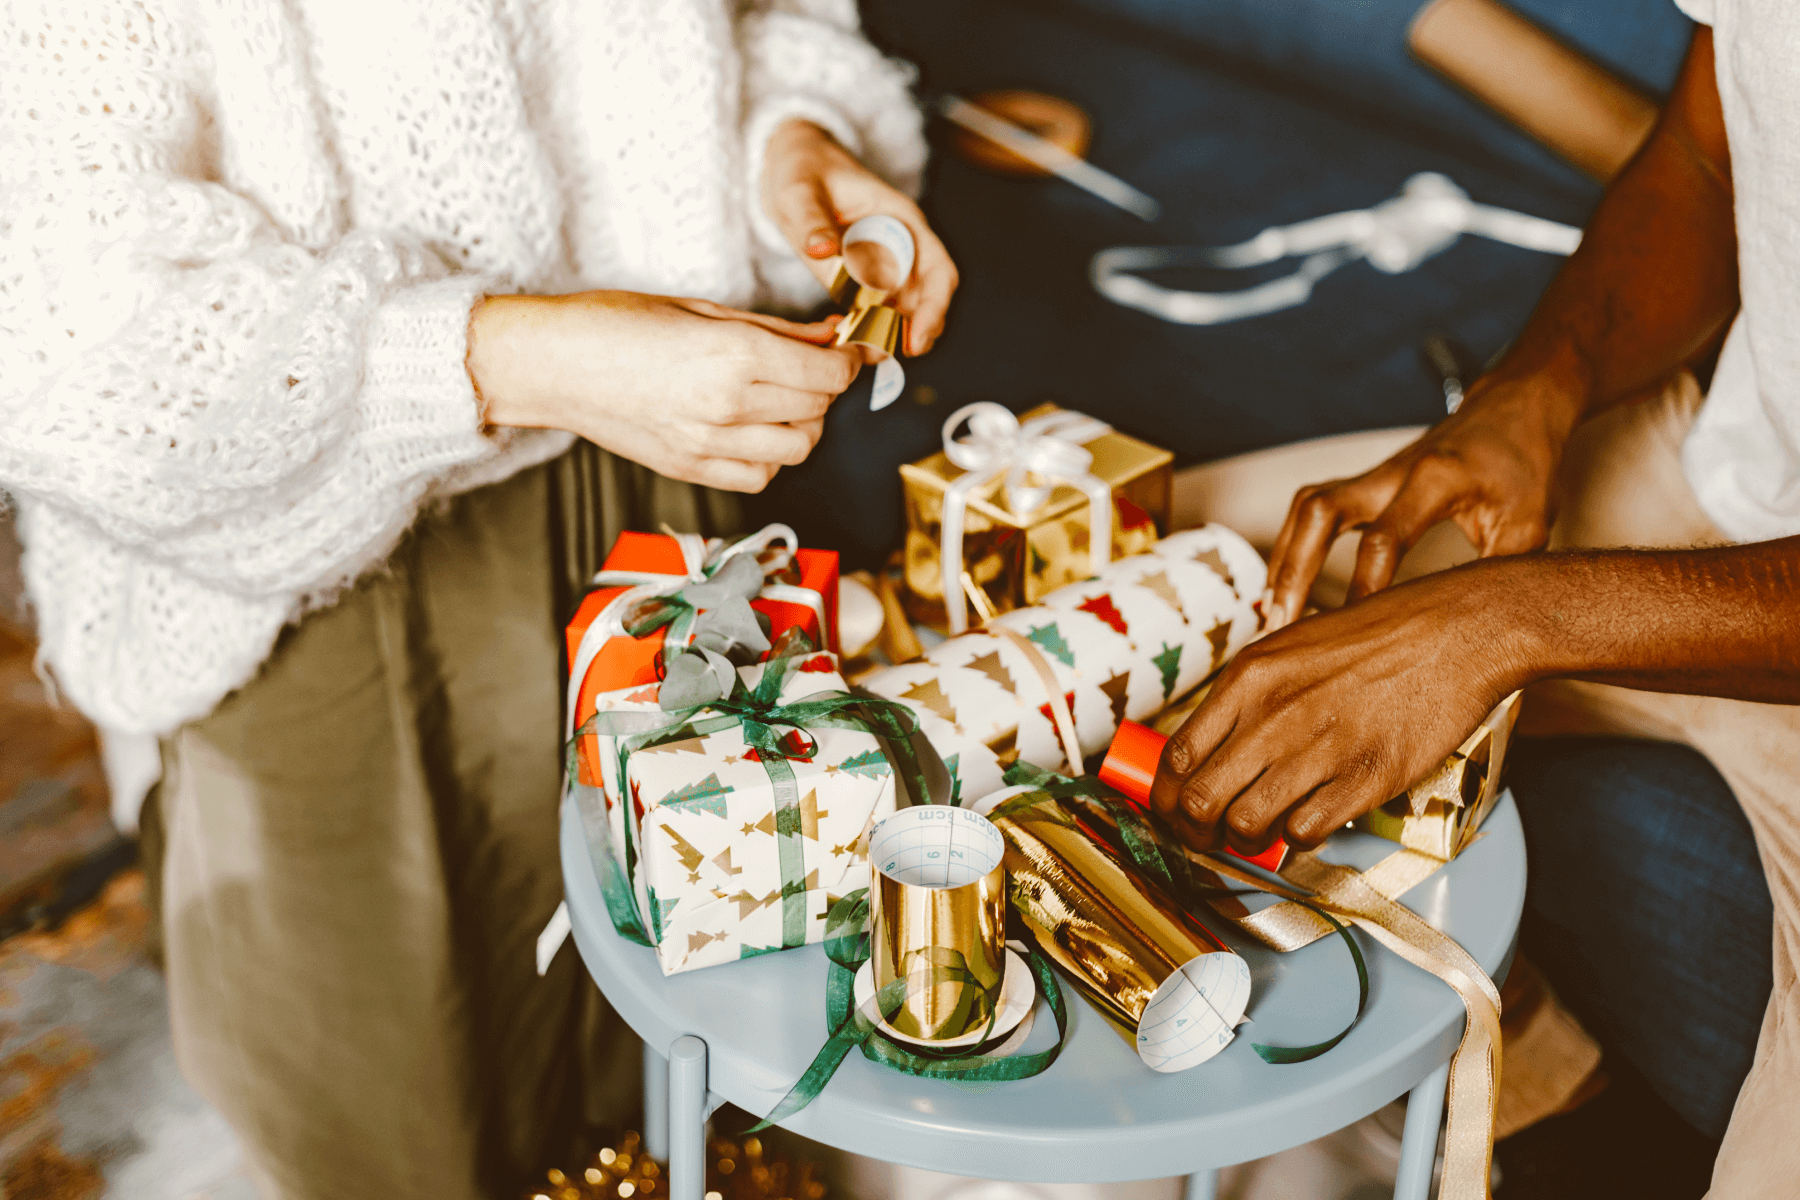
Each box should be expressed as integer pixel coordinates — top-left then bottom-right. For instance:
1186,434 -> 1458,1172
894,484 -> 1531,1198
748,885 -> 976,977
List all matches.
1174,374 -> 1800,1199
137,447 -> 743,1199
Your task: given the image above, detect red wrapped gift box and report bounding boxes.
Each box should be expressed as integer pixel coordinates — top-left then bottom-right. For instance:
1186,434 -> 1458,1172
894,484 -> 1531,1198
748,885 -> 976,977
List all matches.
566,531 -> 840,784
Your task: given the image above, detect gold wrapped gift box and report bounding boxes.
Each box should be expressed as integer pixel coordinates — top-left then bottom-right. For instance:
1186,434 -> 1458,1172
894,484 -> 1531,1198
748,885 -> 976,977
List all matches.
1353,691 -> 1522,860
900,403 -> 1173,628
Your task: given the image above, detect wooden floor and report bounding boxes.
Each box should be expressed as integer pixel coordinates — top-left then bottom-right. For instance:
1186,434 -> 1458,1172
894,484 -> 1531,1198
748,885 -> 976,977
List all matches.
0,511 -> 249,1199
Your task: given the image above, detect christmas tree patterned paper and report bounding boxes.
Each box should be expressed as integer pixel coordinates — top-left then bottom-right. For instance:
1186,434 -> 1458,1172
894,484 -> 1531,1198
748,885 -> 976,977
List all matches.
593,653 -> 898,976
863,526 -> 1265,802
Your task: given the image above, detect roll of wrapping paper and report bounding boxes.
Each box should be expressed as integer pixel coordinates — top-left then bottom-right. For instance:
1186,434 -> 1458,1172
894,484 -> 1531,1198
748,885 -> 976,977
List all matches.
975,787 -> 1251,1072
1099,720 -> 1290,872
868,806 -> 1009,1042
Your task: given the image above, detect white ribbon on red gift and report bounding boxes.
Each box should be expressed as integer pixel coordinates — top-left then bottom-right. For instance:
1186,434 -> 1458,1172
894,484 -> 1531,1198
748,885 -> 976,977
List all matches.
939,402 -> 1116,635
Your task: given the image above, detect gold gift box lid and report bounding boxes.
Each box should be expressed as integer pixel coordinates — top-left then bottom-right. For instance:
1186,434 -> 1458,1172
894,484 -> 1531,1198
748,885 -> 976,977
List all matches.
900,402 -> 1173,529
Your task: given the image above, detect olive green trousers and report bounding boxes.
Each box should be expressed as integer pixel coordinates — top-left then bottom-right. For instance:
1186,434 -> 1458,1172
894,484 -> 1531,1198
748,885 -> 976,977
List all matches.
140,446 -> 738,1199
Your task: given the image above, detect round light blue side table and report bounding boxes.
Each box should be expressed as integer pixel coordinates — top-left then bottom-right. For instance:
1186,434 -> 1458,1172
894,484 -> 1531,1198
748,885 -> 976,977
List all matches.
560,792 -> 1525,1200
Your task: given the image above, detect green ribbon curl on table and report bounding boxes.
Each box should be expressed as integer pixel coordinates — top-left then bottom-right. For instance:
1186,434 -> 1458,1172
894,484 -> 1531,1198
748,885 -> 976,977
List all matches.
566,647 -> 929,951
995,761 -> 1369,1065
749,887 -> 1071,1132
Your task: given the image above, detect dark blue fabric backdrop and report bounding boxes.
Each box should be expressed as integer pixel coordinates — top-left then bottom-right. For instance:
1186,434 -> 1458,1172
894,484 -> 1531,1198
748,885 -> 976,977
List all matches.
753,0 -> 1692,567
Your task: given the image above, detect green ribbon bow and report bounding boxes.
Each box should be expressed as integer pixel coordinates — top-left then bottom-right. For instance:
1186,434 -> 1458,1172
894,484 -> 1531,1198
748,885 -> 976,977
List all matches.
994,762 -> 1369,1065
567,649 -> 929,952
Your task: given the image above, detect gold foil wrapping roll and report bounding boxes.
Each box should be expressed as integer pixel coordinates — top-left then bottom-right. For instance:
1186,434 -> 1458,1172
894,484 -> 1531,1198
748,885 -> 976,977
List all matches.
868,807 -> 1008,1042
981,789 -> 1251,1070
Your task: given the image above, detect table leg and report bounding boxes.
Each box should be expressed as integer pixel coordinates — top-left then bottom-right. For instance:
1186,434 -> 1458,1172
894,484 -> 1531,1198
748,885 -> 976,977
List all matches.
1183,1168 -> 1217,1200
1394,1060 -> 1451,1200
669,1035 -> 709,1200
644,1041 -> 669,1162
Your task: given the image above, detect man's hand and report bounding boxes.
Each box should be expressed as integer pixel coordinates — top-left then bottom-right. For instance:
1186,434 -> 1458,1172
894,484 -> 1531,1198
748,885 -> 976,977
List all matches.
760,119 -> 959,356
1263,370 -> 1582,629
1150,563 -> 1534,854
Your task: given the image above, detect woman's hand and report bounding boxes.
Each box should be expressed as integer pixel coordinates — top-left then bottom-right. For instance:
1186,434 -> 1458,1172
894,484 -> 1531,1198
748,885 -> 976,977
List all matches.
1149,561 -> 1538,856
760,119 -> 959,356
467,290 -> 861,493
1263,370 -> 1587,629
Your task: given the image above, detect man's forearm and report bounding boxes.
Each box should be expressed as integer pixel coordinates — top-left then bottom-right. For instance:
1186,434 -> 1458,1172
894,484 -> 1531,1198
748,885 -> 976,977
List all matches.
1488,539 -> 1800,705
1477,28 -> 1737,430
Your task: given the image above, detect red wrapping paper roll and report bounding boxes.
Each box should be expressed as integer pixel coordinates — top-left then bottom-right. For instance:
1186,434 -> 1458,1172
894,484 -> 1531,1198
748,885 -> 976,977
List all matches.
1099,721 -> 1290,872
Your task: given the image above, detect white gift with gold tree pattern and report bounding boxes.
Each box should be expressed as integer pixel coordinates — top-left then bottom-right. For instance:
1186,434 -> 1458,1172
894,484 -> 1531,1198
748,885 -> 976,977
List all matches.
861,526 -> 1264,801
606,652 -> 899,976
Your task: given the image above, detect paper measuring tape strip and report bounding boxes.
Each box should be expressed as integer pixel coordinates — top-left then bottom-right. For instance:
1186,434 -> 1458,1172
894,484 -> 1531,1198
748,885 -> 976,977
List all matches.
830,215 -> 915,411
868,806 -> 1009,1042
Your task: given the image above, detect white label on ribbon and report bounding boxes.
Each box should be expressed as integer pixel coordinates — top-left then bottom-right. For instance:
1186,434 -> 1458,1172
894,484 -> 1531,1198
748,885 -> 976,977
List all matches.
871,358 -> 905,412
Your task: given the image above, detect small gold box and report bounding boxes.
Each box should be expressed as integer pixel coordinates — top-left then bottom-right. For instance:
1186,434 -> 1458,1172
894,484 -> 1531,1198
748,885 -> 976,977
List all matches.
1355,692 -> 1523,860
899,403 -> 1174,628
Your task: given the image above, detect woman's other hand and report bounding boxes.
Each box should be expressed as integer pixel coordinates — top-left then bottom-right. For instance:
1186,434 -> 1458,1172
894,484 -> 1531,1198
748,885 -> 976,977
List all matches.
467,291 -> 860,493
760,119 -> 960,357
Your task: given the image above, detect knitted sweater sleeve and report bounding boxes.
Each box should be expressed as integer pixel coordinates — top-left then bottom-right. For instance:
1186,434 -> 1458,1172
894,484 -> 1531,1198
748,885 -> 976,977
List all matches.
0,0 -> 503,601
737,0 -> 929,308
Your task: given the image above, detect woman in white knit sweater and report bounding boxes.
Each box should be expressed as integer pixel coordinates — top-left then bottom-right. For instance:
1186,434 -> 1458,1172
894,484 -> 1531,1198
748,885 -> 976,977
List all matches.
0,2 -> 955,1196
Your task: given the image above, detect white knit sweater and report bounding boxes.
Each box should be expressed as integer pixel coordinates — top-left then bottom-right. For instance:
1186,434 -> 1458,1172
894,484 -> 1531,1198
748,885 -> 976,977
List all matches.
0,0 -> 926,736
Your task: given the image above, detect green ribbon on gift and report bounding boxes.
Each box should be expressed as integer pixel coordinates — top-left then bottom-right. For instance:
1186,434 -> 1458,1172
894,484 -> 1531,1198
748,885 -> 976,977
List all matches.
995,762 -> 1369,1066
568,648 -> 928,952
748,887 -> 1070,1132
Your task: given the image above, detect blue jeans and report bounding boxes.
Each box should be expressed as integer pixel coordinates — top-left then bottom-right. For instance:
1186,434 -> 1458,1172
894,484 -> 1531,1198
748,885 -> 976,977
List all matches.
1508,736 -> 1775,1139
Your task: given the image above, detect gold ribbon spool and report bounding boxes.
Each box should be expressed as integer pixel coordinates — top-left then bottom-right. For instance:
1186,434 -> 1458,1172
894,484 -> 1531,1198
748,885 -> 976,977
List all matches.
979,788 -> 1251,1071
868,806 -> 1008,1042
828,215 -> 915,410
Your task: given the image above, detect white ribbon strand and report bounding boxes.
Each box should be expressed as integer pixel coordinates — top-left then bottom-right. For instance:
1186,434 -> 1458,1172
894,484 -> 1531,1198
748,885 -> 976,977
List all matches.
1091,173 -> 1581,326
939,402 -> 1116,635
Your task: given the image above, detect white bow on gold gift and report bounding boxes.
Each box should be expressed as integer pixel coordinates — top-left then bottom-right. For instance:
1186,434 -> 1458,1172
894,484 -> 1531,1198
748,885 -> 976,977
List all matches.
939,402 -> 1116,634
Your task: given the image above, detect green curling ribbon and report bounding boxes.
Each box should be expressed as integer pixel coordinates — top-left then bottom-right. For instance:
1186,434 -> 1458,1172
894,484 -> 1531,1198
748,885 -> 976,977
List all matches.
566,649 -> 927,950
994,763 -> 1370,1066
750,889 -> 1069,1132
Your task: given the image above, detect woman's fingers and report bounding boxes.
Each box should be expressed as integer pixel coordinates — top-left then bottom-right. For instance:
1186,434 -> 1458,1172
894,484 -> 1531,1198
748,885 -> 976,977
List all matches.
679,297 -> 840,345
692,421 -> 819,466
1219,765 -> 1332,856
690,457 -> 781,495
893,216 -> 959,355
766,174 -> 844,277
735,324 -> 860,396
729,384 -> 836,426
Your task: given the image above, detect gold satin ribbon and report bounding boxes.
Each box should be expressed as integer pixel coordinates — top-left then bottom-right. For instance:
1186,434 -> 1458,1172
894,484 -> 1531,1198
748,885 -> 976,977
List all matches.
990,624 -> 1086,777
1198,849 -> 1501,1200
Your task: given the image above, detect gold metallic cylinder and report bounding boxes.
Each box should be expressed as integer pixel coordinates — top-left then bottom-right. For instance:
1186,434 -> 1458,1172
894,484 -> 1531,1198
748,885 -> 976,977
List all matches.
981,789 -> 1251,1071
868,807 -> 1008,1042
